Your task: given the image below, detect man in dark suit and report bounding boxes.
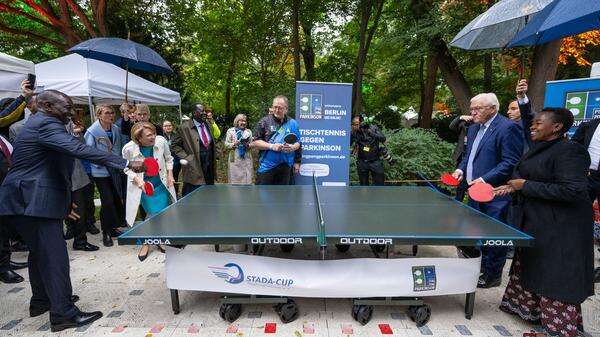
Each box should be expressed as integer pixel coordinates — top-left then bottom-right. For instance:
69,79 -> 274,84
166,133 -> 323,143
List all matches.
171,103 -> 216,196
452,93 -> 524,288
0,90 -> 145,332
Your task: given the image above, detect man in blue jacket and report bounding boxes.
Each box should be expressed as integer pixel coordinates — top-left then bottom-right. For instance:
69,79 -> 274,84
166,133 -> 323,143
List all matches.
0,90 -> 145,332
452,93 -> 524,288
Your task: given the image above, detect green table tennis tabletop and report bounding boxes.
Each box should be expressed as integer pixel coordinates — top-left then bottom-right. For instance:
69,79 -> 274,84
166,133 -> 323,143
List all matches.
118,184 -> 533,247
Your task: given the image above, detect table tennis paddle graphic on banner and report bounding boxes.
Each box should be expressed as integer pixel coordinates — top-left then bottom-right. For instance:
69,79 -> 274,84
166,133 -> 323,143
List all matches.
144,181 -> 155,196
440,173 -> 460,187
144,157 -> 159,177
468,182 -> 494,203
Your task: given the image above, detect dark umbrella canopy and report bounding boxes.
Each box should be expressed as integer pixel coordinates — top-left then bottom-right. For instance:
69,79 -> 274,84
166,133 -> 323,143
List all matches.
508,0 -> 600,47
68,37 -> 172,74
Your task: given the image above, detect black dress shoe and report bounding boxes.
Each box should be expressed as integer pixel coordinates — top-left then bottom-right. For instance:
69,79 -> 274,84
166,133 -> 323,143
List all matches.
30,295 -> 80,317
50,310 -> 103,332
477,274 -> 502,288
0,270 -> 24,283
64,228 -> 74,240
87,223 -> 100,235
73,242 -> 99,252
102,233 -> 113,247
110,228 -> 124,237
9,260 -> 28,270
594,267 -> 600,283
10,241 -> 28,252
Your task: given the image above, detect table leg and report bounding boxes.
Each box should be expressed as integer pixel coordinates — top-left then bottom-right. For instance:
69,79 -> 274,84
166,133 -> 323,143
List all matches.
171,289 -> 180,314
464,292 -> 475,319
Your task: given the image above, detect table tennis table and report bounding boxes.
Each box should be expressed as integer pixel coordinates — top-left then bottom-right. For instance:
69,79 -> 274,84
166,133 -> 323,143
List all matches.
118,182 -> 533,326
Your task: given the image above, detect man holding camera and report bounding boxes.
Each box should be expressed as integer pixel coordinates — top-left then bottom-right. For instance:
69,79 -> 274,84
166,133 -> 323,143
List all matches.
351,115 -> 387,186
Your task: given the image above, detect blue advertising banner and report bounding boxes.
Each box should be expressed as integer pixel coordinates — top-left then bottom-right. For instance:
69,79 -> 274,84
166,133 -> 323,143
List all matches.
295,81 -> 352,186
545,77 -> 600,135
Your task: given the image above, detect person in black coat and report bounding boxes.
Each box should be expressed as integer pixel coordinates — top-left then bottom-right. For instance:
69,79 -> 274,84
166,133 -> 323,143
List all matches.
449,115 -> 473,201
494,81 -> 594,337
0,90 -> 146,332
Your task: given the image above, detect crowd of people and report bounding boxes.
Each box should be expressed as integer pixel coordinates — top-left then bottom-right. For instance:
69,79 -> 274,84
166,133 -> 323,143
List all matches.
0,77 -> 596,336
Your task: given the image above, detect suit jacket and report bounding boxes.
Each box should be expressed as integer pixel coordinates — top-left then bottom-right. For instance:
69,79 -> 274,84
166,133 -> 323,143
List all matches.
0,138 -> 10,183
512,138 -> 594,303
571,117 -> 600,149
459,114 -> 524,187
0,111 -> 128,220
170,119 -> 215,185
449,116 -> 471,165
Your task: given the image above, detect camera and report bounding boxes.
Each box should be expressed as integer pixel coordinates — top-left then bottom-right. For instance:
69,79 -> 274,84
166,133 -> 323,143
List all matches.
239,134 -> 251,146
379,145 -> 396,165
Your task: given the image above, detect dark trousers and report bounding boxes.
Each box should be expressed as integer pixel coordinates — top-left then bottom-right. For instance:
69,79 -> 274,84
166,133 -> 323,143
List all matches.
93,177 -> 124,234
182,183 -> 203,197
357,159 -> 384,186
199,151 -> 215,185
67,184 -> 91,246
9,215 -> 77,318
0,218 -> 12,272
588,172 -> 600,201
468,199 -> 511,278
173,162 -> 182,194
256,164 -> 291,185
86,176 -> 96,226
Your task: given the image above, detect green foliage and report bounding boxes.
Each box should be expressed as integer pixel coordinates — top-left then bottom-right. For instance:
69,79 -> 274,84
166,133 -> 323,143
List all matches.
350,127 -> 455,182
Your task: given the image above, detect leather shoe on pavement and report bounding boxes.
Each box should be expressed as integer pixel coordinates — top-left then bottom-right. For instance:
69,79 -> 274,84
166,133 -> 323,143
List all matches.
594,267 -> 600,283
30,295 -> 80,318
73,243 -> 99,252
102,233 -> 113,247
87,223 -> 100,235
110,228 -> 124,237
0,270 -> 24,283
9,260 -> 28,270
477,274 -> 501,288
50,309 -> 102,332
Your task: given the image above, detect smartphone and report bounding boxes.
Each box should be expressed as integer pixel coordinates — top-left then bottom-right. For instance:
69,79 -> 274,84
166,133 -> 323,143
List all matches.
26,73 -> 36,90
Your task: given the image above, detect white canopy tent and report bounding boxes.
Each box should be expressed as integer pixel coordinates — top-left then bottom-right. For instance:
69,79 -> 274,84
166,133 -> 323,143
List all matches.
35,54 -> 181,119
0,52 -> 35,100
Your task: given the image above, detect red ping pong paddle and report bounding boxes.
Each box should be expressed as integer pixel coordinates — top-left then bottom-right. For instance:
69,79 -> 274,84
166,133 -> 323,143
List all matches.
144,181 -> 155,196
468,182 -> 494,203
144,157 -> 159,177
440,172 -> 459,187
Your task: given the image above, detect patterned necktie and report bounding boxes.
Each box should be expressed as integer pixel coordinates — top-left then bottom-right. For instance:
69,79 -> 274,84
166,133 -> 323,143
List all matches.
200,124 -> 209,148
466,124 -> 487,182
0,138 -> 11,167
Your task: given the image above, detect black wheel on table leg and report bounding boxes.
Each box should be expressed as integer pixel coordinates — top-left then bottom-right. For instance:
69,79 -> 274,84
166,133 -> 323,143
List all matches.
219,303 -> 242,323
407,305 -> 418,321
413,304 -> 431,327
336,244 -> 350,253
274,299 -> 299,323
355,305 -> 374,325
351,304 -> 360,320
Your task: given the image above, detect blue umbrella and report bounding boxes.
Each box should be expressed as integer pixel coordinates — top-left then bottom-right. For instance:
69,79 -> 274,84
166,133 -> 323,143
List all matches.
509,0 -> 600,47
68,37 -> 172,74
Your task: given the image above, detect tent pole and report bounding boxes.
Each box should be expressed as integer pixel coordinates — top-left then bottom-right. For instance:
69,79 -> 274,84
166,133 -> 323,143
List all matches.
88,96 -> 95,122
125,64 -> 129,103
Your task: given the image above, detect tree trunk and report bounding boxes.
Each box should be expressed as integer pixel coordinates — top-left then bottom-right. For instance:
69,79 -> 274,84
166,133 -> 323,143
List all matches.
418,55 -> 424,126
292,0 -> 301,81
420,51 -> 438,128
483,53 -> 492,92
528,40 -> 562,113
431,37 -> 473,115
300,20 -> 315,81
352,0 -> 384,115
225,55 -> 237,116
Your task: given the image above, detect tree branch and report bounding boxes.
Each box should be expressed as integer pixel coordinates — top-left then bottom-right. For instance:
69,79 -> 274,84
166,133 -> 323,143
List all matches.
64,0 -> 98,37
0,22 -> 66,50
0,3 -> 55,31
92,0 -> 107,36
22,0 -> 64,27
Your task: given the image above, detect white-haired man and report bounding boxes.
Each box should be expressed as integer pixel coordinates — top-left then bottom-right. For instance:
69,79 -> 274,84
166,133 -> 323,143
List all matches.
452,93 -> 524,288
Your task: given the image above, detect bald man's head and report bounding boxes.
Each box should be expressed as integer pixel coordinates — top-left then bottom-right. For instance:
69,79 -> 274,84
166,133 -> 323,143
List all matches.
37,90 -> 74,124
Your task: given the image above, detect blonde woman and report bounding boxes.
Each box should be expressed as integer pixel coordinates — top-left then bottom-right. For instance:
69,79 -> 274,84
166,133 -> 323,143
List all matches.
122,122 -> 176,261
224,114 -> 253,184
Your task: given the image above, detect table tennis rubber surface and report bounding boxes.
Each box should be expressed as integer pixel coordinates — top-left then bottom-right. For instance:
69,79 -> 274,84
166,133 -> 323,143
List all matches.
118,184 -> 533,247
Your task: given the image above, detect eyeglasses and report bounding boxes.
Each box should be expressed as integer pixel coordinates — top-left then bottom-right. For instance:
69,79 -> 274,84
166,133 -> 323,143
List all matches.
470,105 -> 493,112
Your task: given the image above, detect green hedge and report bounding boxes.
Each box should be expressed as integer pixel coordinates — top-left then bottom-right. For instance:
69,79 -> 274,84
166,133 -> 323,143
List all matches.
350,128 -> 455,183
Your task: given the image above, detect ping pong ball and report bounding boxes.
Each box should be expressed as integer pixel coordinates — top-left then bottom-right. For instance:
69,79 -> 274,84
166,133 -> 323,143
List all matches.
414,270 -> 422,276
301,106 -> 309,111
570,108 -> 580,116
568,97 -> 582,105
416,279 -> 423,284
301,97 -> 309,103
